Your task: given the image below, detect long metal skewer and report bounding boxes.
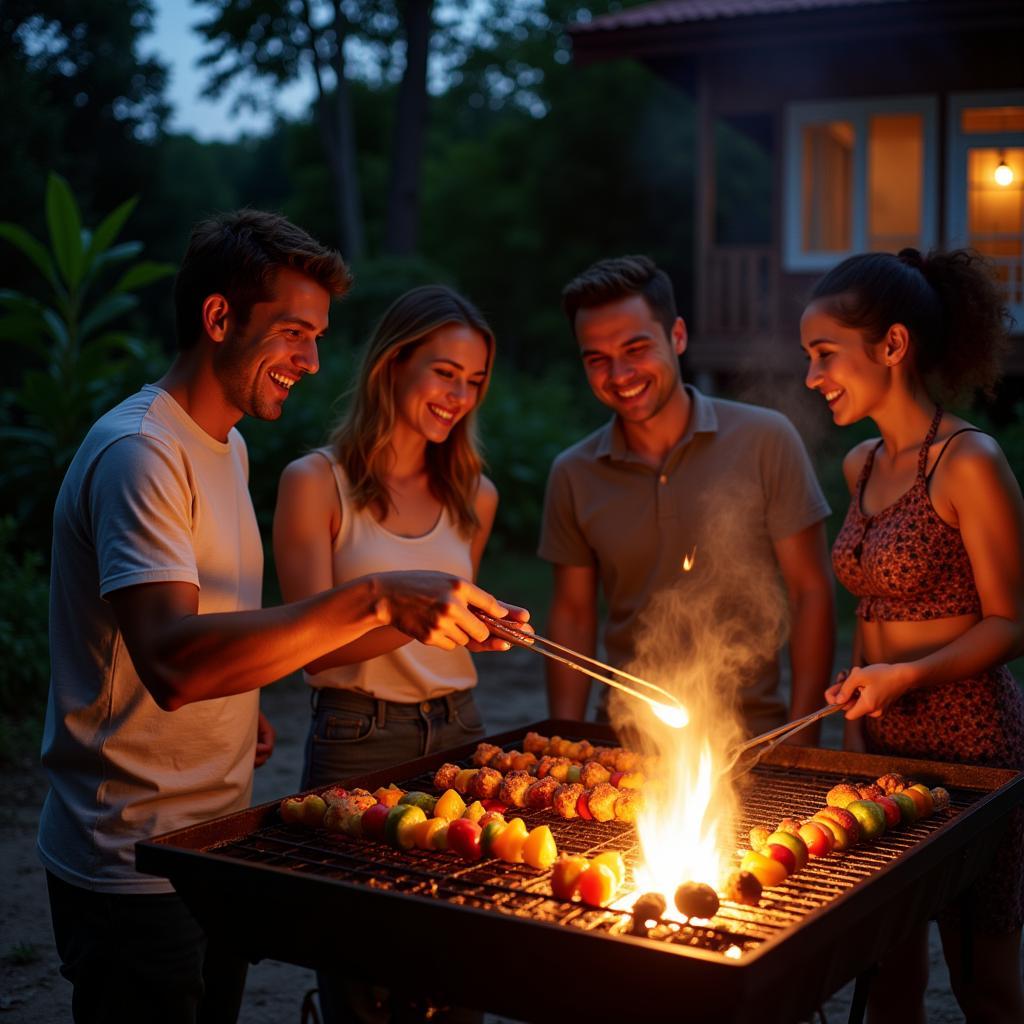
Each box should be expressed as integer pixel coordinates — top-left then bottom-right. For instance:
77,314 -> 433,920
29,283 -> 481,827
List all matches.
477,612 -> 688,723
723,702 -> 848,776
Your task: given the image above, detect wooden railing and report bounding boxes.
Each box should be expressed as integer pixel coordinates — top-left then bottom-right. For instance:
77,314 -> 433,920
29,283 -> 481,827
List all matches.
699,245 -> 780,338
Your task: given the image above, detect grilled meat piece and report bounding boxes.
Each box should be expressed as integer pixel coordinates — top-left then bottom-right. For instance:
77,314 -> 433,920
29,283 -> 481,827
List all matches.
876,773 -> 908,795
510,751 -> 538,772
826,783 -> 862,809
472,742 -> 502,767
499,770 -> 534,808
723,869 -> 762,906
552,783 -> 584,819
536,755 -> 572,781
433,763 -> 461,791
547,735 -> 573,757
580,761 -> 612,788
565,740 -> 595,762
468,766 -> 503,801
858,783 -> 885,801
610,750 -> 641,772
587,782 -> 619,822
489,750 -> 515,773
525,776 -> 560,809
523,731 -> 548,755
613,787 -> 643,823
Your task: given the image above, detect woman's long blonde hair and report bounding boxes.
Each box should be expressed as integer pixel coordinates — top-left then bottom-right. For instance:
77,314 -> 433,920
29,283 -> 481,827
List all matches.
328,285 -> 495,537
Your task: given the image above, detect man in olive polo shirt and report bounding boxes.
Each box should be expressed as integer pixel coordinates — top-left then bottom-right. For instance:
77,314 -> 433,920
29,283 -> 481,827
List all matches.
539,255 -> 835,738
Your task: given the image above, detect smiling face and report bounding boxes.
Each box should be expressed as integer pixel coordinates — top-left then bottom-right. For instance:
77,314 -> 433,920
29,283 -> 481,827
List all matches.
392,323 -> 490,445
575,294 -> 686,423
214,267 -> 331,423
800,299 -> 891,425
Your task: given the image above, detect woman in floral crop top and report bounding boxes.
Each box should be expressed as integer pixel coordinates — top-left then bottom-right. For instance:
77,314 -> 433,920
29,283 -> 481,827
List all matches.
802,248 -> 1024,1024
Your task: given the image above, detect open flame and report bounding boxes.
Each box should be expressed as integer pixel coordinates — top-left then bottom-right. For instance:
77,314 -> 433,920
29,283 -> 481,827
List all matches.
632,727 -> 734,901
609,663 -> 743,912
681,546 -> 697,572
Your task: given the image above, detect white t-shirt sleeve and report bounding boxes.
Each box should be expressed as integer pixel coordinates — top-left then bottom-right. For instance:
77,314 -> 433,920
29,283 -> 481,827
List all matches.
89,433 -> 201,597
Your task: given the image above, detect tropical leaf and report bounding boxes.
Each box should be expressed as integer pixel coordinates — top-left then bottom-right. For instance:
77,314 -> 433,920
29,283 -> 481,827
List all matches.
85,196 -> 139,265
112,260 -> 175,294
45,174 -> 84,290
0,224 -> 56,285
88,241 -> 145,276
0,425 -> 53,448
78,294 -> 138,342
0,314 -> 49,354
40,308 -> 70,349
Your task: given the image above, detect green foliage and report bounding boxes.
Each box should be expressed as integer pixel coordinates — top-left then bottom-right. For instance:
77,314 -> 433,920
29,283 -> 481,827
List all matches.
0,174 -> 174,552
478,363 -> 605,552
5,942 -> 41,967
0,517 -> 50,720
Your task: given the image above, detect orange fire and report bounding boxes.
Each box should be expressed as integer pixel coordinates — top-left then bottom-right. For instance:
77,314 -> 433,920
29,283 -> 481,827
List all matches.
681,546 -> 697,572
611,674 -> 741,917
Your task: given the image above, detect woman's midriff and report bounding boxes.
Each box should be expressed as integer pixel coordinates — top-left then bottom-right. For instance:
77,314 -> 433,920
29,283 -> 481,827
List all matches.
859,612 -> 981,666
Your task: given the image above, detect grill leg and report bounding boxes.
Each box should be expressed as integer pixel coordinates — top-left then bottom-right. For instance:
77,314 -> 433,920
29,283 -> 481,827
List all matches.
847,964 -> 878,1024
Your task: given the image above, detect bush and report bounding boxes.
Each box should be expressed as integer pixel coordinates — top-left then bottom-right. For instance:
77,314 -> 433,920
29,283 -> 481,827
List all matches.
479,364 -> 605,552
0,516 -> 49,762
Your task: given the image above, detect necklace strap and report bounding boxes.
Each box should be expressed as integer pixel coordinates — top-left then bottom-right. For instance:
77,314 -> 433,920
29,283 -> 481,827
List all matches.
917,406 -> 944,476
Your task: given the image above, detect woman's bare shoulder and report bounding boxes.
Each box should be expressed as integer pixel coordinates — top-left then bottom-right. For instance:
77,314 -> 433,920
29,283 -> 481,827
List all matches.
841,438 -> 880,493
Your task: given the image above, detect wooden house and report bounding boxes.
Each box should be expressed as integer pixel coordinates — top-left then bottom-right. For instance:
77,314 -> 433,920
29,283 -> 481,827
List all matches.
570,0 -> 1024,379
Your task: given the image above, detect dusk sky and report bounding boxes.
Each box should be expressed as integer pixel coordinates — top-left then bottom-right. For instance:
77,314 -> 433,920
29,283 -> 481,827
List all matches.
148,0 -> 315,141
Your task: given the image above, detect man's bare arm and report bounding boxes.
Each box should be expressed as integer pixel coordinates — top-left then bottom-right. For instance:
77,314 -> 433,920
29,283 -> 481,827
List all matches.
109,572 -> 507,712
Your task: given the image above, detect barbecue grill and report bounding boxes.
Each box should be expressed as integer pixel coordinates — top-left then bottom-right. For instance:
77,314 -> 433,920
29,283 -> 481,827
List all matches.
137,719 -> 1024,1024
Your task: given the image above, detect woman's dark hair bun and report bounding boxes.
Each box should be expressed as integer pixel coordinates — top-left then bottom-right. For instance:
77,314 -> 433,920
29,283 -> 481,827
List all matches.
897,247 -> 925,271
809,248 -> 1011,404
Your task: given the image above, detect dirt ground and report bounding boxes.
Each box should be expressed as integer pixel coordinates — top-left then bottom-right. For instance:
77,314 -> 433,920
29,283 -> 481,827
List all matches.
0,649 -> 1015,1022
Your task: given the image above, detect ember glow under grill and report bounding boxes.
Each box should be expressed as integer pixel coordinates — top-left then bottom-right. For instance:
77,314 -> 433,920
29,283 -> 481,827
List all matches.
137,721 -> 1024,1024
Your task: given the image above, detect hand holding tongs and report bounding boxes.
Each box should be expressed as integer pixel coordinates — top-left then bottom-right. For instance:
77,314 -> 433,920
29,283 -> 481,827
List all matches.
724,702 -> 849,777
476,612 -> 690,728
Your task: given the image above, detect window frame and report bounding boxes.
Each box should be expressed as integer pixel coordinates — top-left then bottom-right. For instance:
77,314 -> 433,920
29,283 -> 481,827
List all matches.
946,90 -> 1024,246
783,96 -> 939,273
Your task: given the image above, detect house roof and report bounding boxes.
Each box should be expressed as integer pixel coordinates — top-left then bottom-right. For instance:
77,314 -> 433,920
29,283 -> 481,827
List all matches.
571,0 -> 906,34
569,0 -> 1024,64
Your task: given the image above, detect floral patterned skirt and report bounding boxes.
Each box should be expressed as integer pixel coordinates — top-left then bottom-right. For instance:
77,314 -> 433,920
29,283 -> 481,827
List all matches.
866,665 -> 1024,933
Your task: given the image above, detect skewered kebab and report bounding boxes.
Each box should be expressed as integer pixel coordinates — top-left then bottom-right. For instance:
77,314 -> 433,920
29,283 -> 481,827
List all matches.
739,773 -> 950,890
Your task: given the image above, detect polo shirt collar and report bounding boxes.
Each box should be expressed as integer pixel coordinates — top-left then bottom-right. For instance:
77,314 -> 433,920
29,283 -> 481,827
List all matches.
597,385 -> 719,465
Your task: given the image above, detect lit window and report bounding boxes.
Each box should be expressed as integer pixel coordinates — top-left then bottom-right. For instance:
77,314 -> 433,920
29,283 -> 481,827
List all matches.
784,98 -> 937,271
868,114 -> 923,253
948,93 -> 1024,320
967,148 -> 1023,305
801,122 -> 853,252
961,107 -> 1024,134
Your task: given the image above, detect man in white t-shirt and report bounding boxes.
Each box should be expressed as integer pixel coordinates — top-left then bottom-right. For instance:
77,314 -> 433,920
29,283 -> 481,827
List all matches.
40,210 -> 519,1024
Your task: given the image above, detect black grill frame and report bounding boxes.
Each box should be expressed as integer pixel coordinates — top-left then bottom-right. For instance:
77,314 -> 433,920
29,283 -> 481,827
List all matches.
136,719 -> 1024,1024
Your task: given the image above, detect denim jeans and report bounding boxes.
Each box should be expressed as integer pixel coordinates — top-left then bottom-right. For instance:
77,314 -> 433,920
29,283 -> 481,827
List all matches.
301,688 -> 486,790
301,688 -> 486,1023
46,871 -> 248,1024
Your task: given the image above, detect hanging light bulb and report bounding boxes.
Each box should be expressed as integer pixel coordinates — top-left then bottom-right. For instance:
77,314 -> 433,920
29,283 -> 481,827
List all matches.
994,153 -> 1014,187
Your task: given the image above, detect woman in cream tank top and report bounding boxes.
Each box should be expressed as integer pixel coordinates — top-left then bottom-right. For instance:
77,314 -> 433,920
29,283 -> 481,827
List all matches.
273,285 -> 515,789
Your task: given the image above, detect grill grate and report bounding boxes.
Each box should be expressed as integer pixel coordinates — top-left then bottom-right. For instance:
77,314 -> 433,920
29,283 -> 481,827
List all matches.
207,758 -> 972,958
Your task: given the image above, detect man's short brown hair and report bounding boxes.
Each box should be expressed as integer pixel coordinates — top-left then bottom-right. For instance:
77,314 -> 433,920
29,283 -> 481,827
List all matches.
561,255 -> 677,338
174,210 -> 352,349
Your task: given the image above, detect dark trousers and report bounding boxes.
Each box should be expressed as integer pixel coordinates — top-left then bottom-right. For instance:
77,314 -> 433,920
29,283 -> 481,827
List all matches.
303,689 -> 485,1023
46,871 -> 248,1024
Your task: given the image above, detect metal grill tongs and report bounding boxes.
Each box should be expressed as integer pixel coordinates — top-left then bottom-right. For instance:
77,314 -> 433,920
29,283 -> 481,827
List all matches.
477,612 -> 690,727
724,702 -> 849,777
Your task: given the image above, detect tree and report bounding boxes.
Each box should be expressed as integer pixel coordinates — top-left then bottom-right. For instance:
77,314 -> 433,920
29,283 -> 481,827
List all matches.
194,0 -> 418,261
384,0 -> 433,255
0,1 -> 168,236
